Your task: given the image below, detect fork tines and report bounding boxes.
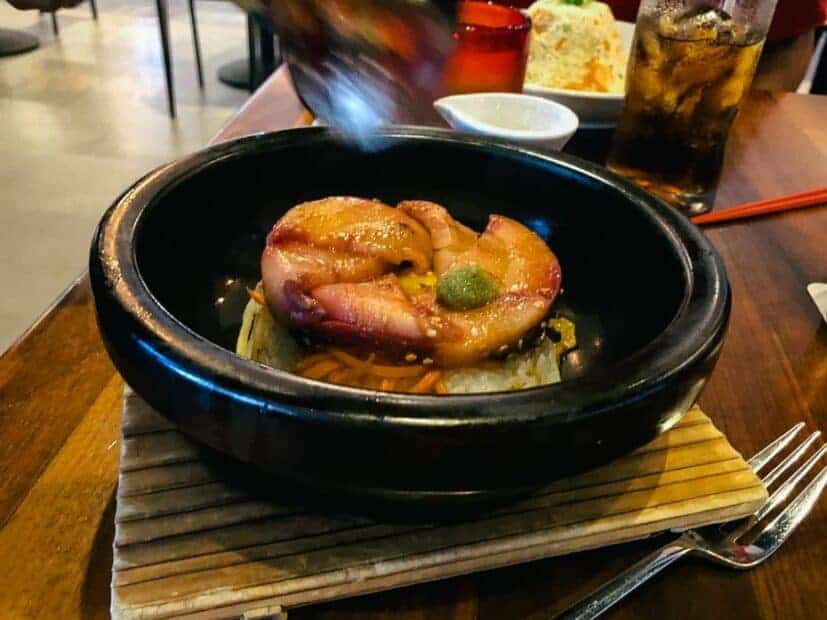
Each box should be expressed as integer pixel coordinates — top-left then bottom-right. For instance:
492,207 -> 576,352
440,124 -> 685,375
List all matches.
729,424 -> 826,565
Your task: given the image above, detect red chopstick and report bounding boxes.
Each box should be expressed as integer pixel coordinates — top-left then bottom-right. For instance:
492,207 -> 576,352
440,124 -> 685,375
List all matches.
691,186 -> 827,225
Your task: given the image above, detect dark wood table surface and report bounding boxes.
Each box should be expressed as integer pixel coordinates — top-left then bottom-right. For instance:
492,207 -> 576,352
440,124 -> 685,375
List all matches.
0,67 -> 824,619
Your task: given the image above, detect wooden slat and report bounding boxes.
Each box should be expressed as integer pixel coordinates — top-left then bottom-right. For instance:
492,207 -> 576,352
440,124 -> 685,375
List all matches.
121,431 -> 203,472
117,475 -> 763,606
121,396 -> 177,436
116,500 -> 307,546
116,482 -> 253,522
118,461 -> 220,497
117,484 -> 765,620
114,512 -> 375,571
116,454 -> 744,526
116,424 -> 726,500
114,459 -> 750,587
113,453 -> 747,579
112,396 -> 766,619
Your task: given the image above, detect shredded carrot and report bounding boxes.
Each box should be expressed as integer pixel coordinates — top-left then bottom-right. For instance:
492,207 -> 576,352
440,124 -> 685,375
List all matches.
410,370 -> 442,394
246,288 -> 266,305
296,352 -> 332,371
370,364 -> 426,378
300,360 -> 340,380
352,353 -> 375,381
361,352 -> 376,370
329,348 -> 366,368
294,347 -> 446,392
327,348 -> 425,378
327,368 -> 349,384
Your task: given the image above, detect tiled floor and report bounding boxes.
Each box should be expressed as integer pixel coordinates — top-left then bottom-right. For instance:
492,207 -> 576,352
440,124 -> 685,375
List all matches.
0,0 -> 249,352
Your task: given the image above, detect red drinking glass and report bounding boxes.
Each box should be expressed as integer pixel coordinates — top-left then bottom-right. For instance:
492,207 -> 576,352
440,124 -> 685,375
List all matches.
443,1 -> 531,95
492,0 -> 534,7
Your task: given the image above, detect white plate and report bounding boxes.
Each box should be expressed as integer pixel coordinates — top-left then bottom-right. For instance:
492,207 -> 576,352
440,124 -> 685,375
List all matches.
808,283 -> 827,324
524,21 -> 635,129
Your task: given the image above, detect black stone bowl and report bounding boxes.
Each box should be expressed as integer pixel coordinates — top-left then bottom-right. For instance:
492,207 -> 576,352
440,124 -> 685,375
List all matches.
90,127 -> 730,509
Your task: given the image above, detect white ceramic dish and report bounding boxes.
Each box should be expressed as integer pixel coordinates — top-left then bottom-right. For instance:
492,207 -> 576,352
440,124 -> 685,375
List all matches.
524,21 -> 635,129
808,283 -> 827,324
434,92 -> 579,151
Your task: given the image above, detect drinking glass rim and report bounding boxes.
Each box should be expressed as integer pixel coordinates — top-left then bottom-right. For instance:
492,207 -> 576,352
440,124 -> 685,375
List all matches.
455,1 -> 532,34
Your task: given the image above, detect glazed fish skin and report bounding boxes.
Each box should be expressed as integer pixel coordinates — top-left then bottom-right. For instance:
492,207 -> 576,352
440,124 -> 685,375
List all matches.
261,196 -> 562,366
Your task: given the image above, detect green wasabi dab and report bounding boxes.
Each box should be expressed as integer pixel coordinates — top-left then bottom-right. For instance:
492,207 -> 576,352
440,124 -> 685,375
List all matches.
436,265 -> 499,310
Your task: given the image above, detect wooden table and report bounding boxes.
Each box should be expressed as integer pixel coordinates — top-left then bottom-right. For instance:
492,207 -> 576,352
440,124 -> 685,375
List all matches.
1,67 -> 824,619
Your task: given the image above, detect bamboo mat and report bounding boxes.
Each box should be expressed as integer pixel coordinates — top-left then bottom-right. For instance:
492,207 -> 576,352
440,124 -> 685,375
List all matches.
112,389 -> 766,620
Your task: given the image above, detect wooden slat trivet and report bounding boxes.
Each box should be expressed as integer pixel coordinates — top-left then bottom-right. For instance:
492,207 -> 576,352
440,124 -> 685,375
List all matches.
112,389 -> 766,619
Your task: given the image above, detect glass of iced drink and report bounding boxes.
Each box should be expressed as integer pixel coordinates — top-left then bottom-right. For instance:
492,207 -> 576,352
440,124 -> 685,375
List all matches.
607,0 -> 778,214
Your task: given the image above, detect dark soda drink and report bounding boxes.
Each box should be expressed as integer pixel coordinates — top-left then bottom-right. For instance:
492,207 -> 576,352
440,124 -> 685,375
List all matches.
608,8 -> 765,214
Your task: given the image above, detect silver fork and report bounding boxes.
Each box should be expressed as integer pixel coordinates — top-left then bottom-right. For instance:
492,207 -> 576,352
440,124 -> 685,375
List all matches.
558,423 -> 827,620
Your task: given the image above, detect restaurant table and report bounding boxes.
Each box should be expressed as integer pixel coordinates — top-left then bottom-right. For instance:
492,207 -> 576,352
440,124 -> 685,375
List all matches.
0,67 -> 824,619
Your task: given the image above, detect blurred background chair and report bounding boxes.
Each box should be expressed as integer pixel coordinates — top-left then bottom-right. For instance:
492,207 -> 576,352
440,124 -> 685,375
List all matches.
44,0 -> 97,37
216,11 -> 277,92
0,26 -> 39,56
155,0 -> 279,118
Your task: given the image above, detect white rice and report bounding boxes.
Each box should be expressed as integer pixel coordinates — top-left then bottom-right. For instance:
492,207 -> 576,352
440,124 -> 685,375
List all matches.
525,0 -> 625,93
442,336 -> 561,393
236,293 -> 302,371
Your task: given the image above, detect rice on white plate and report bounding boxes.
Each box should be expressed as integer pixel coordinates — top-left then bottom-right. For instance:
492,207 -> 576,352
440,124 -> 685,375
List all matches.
236,284 -> 575,394
525,0 -> 626,94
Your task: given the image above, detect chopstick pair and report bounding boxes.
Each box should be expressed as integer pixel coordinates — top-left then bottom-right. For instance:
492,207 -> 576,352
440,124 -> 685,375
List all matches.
691,186 -> 827,225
